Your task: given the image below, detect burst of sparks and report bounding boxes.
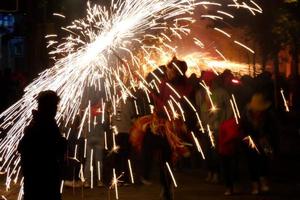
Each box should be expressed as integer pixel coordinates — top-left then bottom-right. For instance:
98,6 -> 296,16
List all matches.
110,168 -> 121,200
0,0 -> 263,190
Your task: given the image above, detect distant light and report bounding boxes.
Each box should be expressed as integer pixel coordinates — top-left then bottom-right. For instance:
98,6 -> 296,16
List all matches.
232,79 -> 240,84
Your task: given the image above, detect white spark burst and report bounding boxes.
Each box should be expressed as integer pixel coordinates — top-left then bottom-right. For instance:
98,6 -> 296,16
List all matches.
0,0 -> 262,191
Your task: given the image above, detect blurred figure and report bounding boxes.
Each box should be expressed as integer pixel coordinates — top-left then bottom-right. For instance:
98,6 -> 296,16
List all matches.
18,90 -> 67,200
63,114 -> 84,188
196,74 -> 233,184
254,72 -> 274,104
130,58 -> 192,200
220,69 -> 235,94
240,93 -> 279,195
238,75 -> 255,110
111,97 -> 135,185
134,66 -> 166,185
218,118 -> 242,195
83,100 -> 108,188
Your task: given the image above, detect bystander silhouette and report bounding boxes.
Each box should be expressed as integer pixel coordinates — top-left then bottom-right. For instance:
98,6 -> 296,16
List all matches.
18,90 -> 67,200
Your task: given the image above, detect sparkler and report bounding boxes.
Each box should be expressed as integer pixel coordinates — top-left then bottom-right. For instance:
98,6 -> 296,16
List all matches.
0,0 -> 262,191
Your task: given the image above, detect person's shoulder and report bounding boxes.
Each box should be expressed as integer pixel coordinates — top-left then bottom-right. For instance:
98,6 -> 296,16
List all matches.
23,120 -> 36,135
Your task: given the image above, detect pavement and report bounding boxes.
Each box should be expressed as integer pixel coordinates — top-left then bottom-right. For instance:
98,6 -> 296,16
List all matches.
1,153 -> 300,200
1,122 -> 300,200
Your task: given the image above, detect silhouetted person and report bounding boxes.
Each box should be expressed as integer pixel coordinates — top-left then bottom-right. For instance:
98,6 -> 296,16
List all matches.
18,90 -> 67,200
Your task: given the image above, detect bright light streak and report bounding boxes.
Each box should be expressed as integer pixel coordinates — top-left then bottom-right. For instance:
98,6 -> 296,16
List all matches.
243,136 -> 260,153
200,81 -> 217,111
230,99 -> 239,124
201,15 -> 223,20
53,13 -> 66,18
207,124 -> 215,148
214,28 -> 231,38
97,161 -> 101,181
195,112 -> 205,133
250,0 -> 263,12
45,34 -> 58,38
90,149 -> 94,189
1,195 -> 7,200
74,144 -> 78,160
280,89 -> 289,112
215,49 -> 227,61
193,37 -> 205,48
172,62 -> 184,76
104,131 -> 108,150
163,106 -> 172,121
191,131 -> 205,159
79,164 -> 85,182
217,10 -> 234,18
232,94 -> 240,118
134,100 -> 139,115
60,180 -> 64,194
183,96 -> 196,112
113,168 -> 119,199
234,40 -> 255,54
17,183 -> 23,200
166,162 -> 177,187
166,83 -> 181,99
128,159 -> 135,184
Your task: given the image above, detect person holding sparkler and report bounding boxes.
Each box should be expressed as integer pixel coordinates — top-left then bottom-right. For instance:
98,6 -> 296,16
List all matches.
18,90 -> 67,200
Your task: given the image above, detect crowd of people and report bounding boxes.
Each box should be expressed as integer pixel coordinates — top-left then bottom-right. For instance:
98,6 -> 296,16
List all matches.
58,58 -> 298,199
2,57 -> 299,200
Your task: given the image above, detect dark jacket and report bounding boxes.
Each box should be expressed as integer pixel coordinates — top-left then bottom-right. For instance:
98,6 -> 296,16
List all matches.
18,110 -> 67,200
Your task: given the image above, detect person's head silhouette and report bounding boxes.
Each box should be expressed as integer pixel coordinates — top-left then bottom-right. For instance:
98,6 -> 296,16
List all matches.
36,90 -> 60,119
